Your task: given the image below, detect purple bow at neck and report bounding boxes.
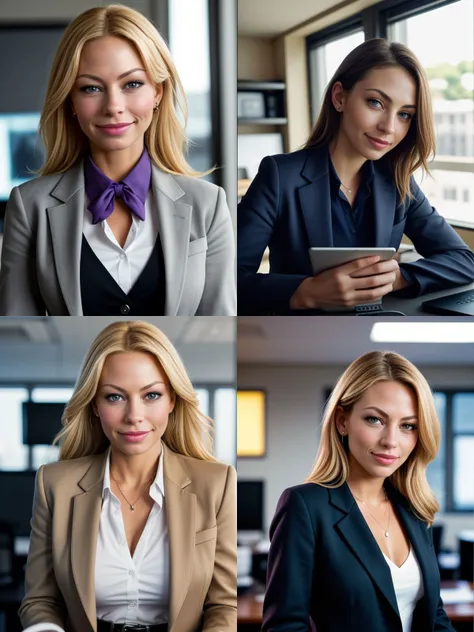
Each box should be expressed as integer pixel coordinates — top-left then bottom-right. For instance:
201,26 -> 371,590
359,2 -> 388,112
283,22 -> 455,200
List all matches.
84,148 -> 152,225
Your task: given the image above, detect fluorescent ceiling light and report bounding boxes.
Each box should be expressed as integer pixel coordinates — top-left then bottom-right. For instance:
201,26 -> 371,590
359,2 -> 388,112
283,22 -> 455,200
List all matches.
370,322 -> 474,343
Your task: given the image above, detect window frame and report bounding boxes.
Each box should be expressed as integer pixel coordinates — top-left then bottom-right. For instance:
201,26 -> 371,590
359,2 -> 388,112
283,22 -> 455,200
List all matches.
306,0 -> 474,230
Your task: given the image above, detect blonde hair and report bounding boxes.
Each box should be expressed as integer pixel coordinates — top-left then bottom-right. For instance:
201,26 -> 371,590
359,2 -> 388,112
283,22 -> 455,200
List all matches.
53,320 -> 214,462
305,38 -> 436,207
39,4 -> 210,177
306,351 -> 440,525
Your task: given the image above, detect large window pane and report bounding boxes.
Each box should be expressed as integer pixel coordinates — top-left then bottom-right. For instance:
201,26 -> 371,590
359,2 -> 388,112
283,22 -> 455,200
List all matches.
214,388 -> 236,466
452,393 -> 474,432
30,387 -> 73,468
169,0 -> 212,175
388,0 -> 474,226
454,436 -> 474,509
308,30 -> 365,124
0,388 -> 29,470
428,392 -> 446,511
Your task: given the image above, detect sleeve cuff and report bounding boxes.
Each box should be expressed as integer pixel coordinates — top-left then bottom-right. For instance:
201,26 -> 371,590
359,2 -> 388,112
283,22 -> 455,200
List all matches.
22,624 -> 66,632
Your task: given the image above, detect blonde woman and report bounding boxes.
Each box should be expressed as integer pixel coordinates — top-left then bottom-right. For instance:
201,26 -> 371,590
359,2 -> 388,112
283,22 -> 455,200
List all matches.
263,351 -> 454,632
19,321 -> 237,632
0,5 -> 236,317
238,38 -> 474,315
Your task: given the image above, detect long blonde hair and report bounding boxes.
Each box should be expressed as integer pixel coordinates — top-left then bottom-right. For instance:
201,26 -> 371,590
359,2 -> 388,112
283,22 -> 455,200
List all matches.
39,4 -> 209,177
53,320 -> 215,461
305,38 -> 436,207
306,351 -> 440,525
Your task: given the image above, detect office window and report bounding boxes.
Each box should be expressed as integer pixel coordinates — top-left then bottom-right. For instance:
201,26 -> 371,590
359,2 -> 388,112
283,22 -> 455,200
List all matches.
237,390 -> 266,457
196,385 -> 236,466
388,0 -> 474,227
452,394 -> 474,509
0,388 -> 29,470
429,393 -> 446,511
463,189 -> 470,203
169,0 -> 212,176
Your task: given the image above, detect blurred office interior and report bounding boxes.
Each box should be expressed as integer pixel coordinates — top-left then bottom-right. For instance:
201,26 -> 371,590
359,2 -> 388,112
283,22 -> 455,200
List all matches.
0,0 -> 237,239
238,0 -> 474,270
236,316 -> 474,631
0,315 -> 236,632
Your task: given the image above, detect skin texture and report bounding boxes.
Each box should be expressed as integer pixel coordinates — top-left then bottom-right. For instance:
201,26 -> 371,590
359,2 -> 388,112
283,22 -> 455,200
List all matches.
291,66 -> 416,309
93,350 -> 175,487
70,35 -> 162,182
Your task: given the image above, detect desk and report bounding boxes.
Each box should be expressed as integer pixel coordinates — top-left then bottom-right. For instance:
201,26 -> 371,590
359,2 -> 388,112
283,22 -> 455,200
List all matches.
238,582 -> 474,630
383,282 -> 474,315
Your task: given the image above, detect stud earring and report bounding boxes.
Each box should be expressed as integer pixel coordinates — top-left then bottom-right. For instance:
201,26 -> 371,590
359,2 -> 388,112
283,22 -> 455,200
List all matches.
72,112 -> 77,118
153,102 -> 159,111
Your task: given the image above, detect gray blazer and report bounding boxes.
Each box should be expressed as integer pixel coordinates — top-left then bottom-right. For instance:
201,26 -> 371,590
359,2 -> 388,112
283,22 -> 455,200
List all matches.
0,162 -> 236,316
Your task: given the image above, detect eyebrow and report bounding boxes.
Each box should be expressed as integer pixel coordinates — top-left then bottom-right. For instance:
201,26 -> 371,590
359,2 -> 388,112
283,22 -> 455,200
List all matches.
363,406 -> 418,422
100,381 -> 165,392
365,88 -> 416,110
76,68 -> 145,82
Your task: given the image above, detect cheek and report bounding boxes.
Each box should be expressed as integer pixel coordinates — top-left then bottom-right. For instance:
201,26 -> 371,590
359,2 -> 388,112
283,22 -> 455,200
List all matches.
97,404 -> 124,432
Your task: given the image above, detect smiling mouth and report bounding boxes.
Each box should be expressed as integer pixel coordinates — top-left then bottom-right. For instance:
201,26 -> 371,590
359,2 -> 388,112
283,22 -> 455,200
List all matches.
366,134 -> 390,146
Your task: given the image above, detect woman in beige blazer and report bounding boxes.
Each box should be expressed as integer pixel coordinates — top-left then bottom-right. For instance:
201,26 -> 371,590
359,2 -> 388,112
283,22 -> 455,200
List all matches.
19,320 -> 237,632
0,5 -> 236,317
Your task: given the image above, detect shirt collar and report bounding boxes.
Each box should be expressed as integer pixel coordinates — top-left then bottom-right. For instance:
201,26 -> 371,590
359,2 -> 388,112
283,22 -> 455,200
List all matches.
102,441 -> 166,504
327,148 -> 375,192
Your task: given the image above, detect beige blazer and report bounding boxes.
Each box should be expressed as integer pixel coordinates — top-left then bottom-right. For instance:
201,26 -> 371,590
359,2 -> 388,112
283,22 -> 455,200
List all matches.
19,448 -> 237,632
0,163 -> 236,316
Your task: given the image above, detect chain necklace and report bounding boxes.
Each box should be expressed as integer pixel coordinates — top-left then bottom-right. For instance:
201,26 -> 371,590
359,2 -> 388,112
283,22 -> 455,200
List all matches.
110,470 -> 154,511
340,182 -> 353,194
353,489 -> 391,538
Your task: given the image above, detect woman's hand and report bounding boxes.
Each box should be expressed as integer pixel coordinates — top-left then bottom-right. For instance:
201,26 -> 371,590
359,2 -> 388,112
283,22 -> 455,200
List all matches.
290,256 -> 400,310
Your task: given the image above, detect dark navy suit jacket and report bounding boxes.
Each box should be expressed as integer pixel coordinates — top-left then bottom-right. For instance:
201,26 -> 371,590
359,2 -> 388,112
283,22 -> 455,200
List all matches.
262,482 -> 454,632
238,145 -> 474,315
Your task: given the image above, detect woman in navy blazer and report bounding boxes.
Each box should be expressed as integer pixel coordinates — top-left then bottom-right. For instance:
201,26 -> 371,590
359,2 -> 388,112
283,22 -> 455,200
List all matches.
263,351 -> 455,632
238,39 -> 474,315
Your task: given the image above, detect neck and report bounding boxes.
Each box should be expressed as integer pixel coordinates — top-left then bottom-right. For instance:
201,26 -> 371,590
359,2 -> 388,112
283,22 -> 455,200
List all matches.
110,441 -> 162,489
329,134 -> 367,188
346,456 -> 387,507
90,138 -> 144,182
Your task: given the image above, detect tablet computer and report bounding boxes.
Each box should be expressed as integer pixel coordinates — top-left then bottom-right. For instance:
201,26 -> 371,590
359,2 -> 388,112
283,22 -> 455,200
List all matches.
309,247 -> 396,276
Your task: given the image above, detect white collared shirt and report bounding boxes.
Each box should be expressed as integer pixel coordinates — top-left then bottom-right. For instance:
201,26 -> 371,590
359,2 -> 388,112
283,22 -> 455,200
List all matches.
82,191 -> 160,294
23,445 -> 169,632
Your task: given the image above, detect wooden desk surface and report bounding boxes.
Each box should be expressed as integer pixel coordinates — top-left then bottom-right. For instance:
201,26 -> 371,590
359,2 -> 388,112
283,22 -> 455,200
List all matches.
238,582 -> 474,625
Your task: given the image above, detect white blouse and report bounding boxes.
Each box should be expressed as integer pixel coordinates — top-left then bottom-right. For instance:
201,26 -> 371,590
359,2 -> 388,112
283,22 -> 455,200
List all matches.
83,191 -> 160,294
24,444 -> 169,632
383,547 -> 425,632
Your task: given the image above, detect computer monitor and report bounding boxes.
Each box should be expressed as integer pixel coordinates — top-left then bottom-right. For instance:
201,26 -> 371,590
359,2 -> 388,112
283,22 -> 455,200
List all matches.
237,480 -> 264,531
0,471 -> 37,536
0,113 -> 44,202
22,401 -> 65,445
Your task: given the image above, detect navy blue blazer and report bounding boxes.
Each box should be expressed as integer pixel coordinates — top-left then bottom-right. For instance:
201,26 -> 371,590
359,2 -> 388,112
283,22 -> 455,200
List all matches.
238,145 -> 474,315
262,482 -> 454,632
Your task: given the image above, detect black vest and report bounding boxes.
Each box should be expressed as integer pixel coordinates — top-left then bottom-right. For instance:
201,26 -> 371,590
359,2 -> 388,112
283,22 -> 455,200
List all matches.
80,235 -> 166,316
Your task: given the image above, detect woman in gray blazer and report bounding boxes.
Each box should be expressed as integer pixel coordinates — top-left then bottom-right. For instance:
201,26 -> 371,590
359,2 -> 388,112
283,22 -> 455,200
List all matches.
0,5 -> 236,316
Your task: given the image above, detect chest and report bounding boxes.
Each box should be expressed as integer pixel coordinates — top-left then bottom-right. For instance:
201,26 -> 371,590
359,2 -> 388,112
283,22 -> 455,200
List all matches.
111,481 -> 155,558
106,200 -> 133,248
358,503 -> 411,568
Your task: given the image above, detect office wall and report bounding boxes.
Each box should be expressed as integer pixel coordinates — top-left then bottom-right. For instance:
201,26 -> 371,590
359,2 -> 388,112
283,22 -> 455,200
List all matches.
238,36 -> 278,80
237,363 -> 474,549
0,0 -> 150,21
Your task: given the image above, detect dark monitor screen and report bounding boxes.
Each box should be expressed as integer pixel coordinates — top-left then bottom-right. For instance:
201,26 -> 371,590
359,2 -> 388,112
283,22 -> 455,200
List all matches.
0,471 -> 36,536
22,401 -> 65,445
237,480 -> 264,531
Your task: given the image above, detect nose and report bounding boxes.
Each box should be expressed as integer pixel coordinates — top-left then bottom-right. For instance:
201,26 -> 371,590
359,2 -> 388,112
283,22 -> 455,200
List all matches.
102,87 -> 125,116
376,109 -> 396,136
126,397 -> 145,425
379,425 -> 398,450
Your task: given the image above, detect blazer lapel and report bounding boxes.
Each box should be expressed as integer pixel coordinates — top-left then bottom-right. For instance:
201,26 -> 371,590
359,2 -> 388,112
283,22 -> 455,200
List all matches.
151,166 -> 192,316
372,167 -> 397,247
298,147 -> 334,247
164,448 -> 196,631
330,485 -> 400,619
70,453 -> 107,632
47,163 -> 84,315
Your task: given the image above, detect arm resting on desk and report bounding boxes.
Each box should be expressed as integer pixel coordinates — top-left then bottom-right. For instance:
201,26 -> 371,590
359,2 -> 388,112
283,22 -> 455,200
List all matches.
18,465 -> 67,630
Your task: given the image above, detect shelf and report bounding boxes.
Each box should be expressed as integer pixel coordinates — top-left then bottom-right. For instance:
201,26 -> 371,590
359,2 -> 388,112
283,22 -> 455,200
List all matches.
238,118 -> 288,126
238,80 -> 286,91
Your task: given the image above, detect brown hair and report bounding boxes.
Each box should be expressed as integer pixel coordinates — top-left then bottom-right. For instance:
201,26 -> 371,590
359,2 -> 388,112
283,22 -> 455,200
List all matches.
305,38 -> 435,206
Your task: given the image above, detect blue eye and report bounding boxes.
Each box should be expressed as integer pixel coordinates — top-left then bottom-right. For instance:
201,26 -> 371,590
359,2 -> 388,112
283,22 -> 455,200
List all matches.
124,81 -> 144,90
105,393 -> 123,402
399,112 -> 413,121
365,415 -> 382,425
145,392 -> 162,401
402,423 -> 418,431
80,85 -> 101,94
368,98 -> 382,108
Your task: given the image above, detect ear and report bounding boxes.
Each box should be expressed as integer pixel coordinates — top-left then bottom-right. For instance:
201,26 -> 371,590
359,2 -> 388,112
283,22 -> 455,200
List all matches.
331,81 -> 345,112
168,391 -> 176,415
154,82 -> 164,107
335,405 -> 348,435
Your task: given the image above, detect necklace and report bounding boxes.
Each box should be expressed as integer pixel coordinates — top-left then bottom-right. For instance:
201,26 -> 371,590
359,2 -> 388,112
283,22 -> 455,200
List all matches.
353,489 -> 391,537
110,470 -> 154,511
340,182 -> 353,194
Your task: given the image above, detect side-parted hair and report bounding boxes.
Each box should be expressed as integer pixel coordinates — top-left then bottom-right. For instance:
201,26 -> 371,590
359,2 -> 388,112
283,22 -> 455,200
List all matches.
39,4 -> 208,177
53,320 -> 214,462
305,351 -> 440,525
305,38 -> 436,207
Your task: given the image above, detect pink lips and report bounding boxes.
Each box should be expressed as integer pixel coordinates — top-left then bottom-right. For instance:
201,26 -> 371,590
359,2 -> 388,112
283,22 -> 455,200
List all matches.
372,453 -> 398,465
97,123 -> 132,136
366,134 -> 390,150
120,431 -> 150,443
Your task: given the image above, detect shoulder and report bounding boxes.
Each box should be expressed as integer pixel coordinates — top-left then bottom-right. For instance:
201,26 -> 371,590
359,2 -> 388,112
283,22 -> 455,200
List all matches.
260,148 -> 313,174
167,171 -> 223,208
40,454 -> 103,491
279,482 -> 330,509
173,451 -> 234,482
9,173 -> 61,204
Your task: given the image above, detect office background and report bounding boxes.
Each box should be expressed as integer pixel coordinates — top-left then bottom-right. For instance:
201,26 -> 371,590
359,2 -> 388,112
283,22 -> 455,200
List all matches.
0,0 -> 237,229
238,0 -> 474,250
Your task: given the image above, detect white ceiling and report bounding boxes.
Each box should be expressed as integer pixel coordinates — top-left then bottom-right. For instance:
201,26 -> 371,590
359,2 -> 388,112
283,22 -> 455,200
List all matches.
238,0 -> 346,38
237,317 -> 474,365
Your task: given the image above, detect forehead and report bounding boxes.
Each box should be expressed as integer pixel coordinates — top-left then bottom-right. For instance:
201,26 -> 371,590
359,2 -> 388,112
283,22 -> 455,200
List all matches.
355,66 -> 417,106
355,380 -> 417,414
99,351 -> 166,381
77,36 -> 143,75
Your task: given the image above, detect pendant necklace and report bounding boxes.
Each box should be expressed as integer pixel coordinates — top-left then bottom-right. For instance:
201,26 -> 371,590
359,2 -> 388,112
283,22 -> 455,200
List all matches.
110,470 -> 154,511
353,489 -> 391,537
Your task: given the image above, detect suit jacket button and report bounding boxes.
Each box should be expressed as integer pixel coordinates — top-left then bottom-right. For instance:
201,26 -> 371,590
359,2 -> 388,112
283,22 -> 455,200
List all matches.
120,304 -> 130,315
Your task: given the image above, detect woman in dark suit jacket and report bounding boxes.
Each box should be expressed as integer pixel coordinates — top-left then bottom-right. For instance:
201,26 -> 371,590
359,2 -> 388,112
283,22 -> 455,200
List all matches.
238,39 -> 474,315
19,320 -> 236,632
0,5 -> 236,316
263,350 -> 455,632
